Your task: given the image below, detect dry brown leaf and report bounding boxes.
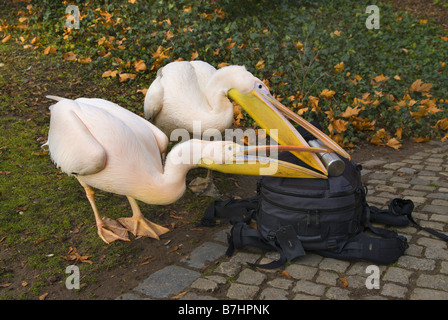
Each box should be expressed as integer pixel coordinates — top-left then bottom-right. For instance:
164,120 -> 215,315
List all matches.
339,277 -> 349,287
133,59 -> 147,72
78,57 -> 92,64
386,138 -> 402,150
410,79 -> 432,95
255,60 -> 265,69
102,70 -> 118,78
1,35 -> 11,43
169,246 -> 179,253
340,106 -> 362,118
137,88 -> 148,95
0,283 -> 12,288
320,89 -> 336,99
217,62 -> 229,68
190,50 -> 198,61
412,136 -> 430,143
119,73 -> 136,82
43,46 -> 56,55
39,293 -> 49,300
171,291 -> 188,299
281,271 -> 292,278
334,62 -> 344,73
63,51 -> 77,62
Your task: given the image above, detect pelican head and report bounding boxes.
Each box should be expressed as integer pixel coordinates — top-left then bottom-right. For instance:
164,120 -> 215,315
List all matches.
221,67 -> 351,175
196,140 -> 328,179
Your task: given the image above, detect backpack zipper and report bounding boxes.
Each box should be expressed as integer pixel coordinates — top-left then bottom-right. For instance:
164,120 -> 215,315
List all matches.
261,180 -> 358,199
260,192 -> 358,214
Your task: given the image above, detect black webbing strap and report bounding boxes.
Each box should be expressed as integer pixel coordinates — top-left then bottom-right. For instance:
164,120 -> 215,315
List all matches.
200,196 -> 258,227
392,199 -> 448,242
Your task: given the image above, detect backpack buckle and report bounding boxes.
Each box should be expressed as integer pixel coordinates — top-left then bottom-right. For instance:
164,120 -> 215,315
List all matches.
327,239 -> 338,250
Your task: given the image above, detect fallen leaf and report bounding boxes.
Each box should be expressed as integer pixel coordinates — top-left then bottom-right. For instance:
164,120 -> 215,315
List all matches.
295,40 -> 303,50
433,117 -> 448,130
133,59 -> 147,72
386,137 -> 402,150
281,271 -> 292,278
39,293 -> 49,300
340,106 -> 362,118
217,62 -> 229,68
255,60 -> 265,69
137,88 -> 148,95
62,51 -> 77,62
43,46 -> 57,55
410,79 -> 432,95
333,30 -> 341,36
119,73 -> 136,82
169,246 -> 179,253
77,57 -> 92,64
334,62 -> 344,73
171,291 -> 188,299
412,136 -> 430,143
395,127 -> 403,139
0,283 -> 12,288
320,89 -> 335,99
1,35 -> 11,43
190,50 -> 198,61
22,281 -> 28,287
339,277 -> 349,287
102,70 -> 118,78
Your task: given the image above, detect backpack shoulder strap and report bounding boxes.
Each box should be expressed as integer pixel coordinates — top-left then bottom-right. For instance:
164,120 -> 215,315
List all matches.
200,196 -> 258,227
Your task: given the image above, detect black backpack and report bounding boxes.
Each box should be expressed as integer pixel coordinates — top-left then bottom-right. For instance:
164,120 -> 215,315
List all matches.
201,151 -> 448,269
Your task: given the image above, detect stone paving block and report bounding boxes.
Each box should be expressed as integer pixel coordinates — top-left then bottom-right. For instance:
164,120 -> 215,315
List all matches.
316,270 -> 339,286
417,237 -> 447,249
134,265 -> 200,299
293,280 -> 326,296
381,283 -> 408,298
226,283 -> 259,300
416,274 -> 448,292
325,287 -> 351,300
284,264 -> 318,280
422,205 -> 448,215
397,256 -> 436,271
260,288 -> 288,300
292,293 -> 321,300
190,278 -> 219,292
267,278 -> 294,290
181,241 -> 227,269
361,160 -> 387,168
441,262 -> 448,274
236,268 -> 267,285
411,288 -> 448,300
319,257 -> 350,273
215,261 -> 241,277
382,267 -> 413,285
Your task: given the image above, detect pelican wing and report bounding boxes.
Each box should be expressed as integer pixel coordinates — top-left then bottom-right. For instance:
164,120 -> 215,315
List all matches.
47,100 -> 106,176
76,98 -> 169,156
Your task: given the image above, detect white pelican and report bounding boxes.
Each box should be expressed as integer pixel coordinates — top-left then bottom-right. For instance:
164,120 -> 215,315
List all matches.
144,61 -> 350,190
44,96 -> 328,243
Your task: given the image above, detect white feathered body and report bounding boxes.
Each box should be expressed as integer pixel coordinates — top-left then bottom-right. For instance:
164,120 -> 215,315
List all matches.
46,98 -> 189,205
144,61 -> 256,137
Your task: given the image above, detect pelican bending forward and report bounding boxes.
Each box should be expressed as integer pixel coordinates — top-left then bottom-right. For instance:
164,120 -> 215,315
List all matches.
45,96 -> 327,243
144,61 -> 351,189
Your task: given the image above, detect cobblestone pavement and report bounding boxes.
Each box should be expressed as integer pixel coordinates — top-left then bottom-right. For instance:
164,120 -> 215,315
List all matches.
117,141 -> 448,300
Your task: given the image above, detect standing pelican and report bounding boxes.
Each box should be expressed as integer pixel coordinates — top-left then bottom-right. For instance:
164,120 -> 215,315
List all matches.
144,61 -> 350,194
44,96 -> 327,243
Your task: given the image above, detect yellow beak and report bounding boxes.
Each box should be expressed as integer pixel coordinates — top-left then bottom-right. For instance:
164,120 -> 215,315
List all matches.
227,88 -> 351,175
199,144 -> 328,179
